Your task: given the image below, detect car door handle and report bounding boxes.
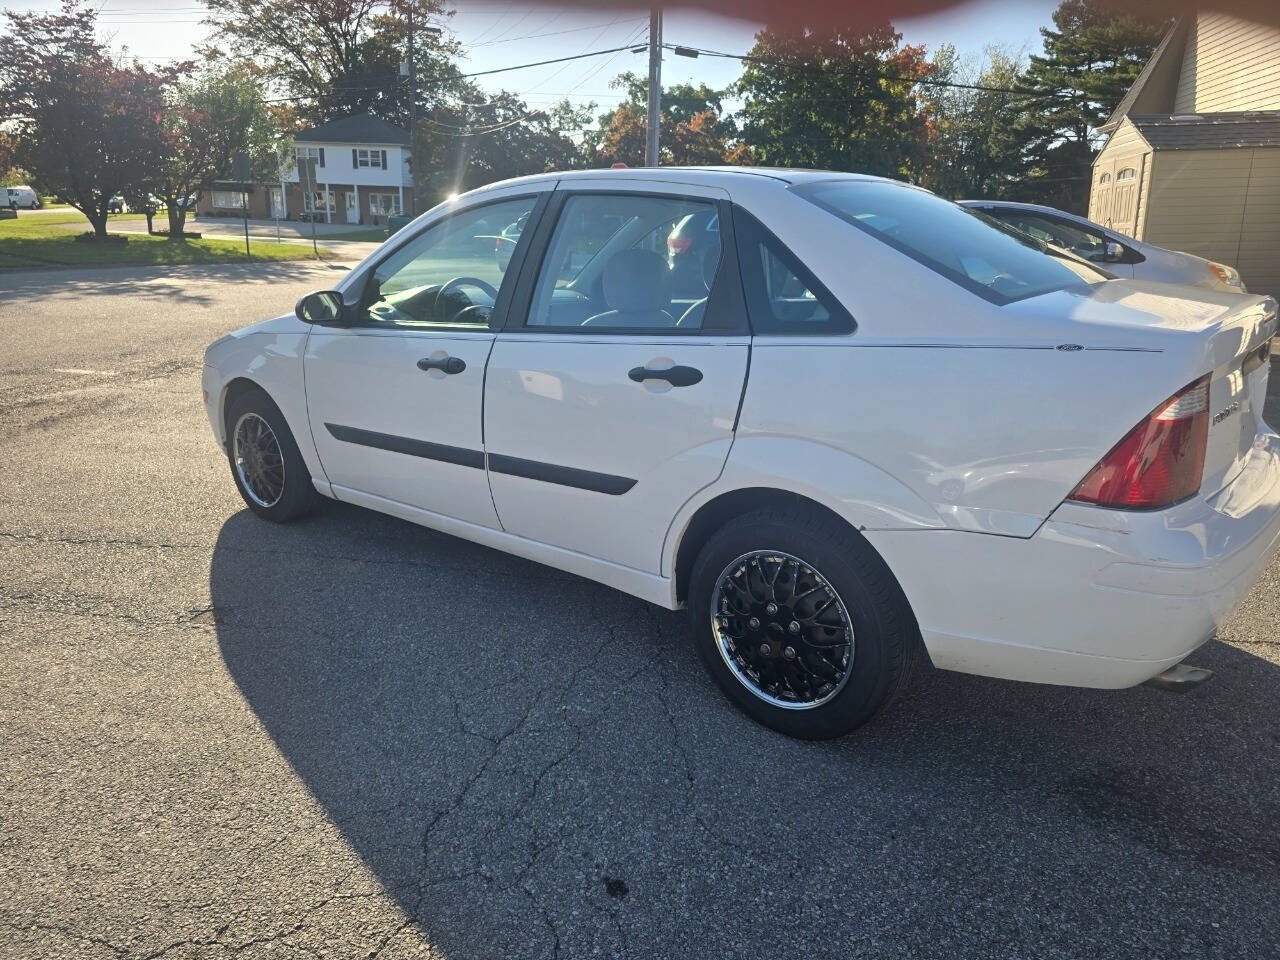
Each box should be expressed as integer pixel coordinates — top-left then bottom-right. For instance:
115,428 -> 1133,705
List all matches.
417,356 -> 466,375
628,364 -> 703,387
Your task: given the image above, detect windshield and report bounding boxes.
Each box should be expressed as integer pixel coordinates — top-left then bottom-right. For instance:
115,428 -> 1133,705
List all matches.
793,180 -> 1110,304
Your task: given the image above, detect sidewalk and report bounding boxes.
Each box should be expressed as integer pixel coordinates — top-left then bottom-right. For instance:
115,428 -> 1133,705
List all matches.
104,218 -> 384,260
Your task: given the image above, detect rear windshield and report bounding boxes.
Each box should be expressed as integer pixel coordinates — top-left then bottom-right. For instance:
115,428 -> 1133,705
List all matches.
792,179 -> 1110,305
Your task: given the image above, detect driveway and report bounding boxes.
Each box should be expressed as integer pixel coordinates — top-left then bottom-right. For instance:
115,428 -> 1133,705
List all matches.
1,262 -> 1279,958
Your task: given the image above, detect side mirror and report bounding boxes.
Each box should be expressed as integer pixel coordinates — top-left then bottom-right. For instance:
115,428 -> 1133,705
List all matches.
295,289 -> 346,325
1103,241 -> 1125,263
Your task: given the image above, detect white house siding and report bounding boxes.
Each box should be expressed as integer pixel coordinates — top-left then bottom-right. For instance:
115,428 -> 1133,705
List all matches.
285,143 -> 413,189
1173,13 -> 1280,113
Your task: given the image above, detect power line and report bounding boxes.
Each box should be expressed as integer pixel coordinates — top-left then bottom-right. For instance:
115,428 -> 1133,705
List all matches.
456,44 -> 643,79
468,17 -> 646,49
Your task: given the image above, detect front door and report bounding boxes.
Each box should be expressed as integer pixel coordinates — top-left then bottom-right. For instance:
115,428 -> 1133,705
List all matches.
305,192 -> 543,528
483,182 -> 750,574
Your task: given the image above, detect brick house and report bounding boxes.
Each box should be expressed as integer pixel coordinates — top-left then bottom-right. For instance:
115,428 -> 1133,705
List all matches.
197,113 -> 417,225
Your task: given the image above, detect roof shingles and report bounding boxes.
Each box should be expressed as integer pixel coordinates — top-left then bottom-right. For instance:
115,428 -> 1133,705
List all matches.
1128,112 -> 1280,149
293,112 -> 410,146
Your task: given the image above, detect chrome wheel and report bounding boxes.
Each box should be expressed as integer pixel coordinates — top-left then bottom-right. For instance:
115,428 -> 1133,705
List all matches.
232,412 -> 285,509
711,550 -> 854,710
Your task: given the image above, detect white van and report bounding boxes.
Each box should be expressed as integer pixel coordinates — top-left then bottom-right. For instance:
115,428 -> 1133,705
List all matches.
4,186 -> 41,209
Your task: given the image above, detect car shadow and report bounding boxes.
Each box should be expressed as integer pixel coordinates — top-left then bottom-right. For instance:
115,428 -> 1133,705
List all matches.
209,501 -> 1280,957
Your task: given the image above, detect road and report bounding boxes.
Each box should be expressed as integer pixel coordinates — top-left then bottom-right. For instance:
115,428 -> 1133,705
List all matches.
1,262 -> 1279,959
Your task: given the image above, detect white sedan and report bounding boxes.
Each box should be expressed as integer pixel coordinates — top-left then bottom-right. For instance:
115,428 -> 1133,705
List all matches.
202,168 -> 1280,739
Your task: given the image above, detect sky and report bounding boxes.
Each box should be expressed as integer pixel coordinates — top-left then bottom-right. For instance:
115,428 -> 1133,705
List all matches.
23,0 -> 1060,113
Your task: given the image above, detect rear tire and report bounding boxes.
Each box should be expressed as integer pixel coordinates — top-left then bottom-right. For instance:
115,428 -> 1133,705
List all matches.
688,505 -> 919,739
224,388 -> 320,523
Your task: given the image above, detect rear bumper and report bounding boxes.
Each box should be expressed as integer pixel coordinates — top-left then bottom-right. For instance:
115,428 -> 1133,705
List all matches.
866,429 -> 1280,688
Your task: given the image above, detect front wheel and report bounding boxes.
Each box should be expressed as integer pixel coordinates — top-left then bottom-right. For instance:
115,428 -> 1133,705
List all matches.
688,506 -> 919,739
224,388 -> 320,522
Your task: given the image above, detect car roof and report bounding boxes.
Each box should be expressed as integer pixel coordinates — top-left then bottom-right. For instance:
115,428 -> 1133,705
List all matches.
466,166 -> 909,196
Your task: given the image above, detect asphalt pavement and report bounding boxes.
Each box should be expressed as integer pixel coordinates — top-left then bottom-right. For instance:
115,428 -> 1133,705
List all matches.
1,261 -> 1279,959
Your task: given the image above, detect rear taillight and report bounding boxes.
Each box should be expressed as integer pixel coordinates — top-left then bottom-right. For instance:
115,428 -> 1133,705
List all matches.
1067,376 -> 1210,510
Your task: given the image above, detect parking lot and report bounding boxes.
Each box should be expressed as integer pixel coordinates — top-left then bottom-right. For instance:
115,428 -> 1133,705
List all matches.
2,261 -> 1280,958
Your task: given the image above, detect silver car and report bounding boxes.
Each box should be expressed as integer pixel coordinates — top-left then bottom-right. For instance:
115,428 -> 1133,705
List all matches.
960,200 -> 1247,293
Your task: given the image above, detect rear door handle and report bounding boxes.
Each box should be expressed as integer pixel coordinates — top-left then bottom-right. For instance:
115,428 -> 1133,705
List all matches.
417,356 -> 466,375
628,364 -> 703,387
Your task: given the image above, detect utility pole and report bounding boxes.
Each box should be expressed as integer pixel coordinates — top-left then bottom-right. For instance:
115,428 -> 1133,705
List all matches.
407,2 -> 416,142
646,5 -> 661,167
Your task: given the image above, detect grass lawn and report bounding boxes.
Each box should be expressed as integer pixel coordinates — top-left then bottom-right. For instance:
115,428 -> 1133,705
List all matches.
0,212 -> 325,270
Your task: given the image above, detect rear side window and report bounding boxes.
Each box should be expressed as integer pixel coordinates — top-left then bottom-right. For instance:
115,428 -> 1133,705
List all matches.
525,193 -> 723,331
793,179 -> 1109,305
732,208 -> 854,336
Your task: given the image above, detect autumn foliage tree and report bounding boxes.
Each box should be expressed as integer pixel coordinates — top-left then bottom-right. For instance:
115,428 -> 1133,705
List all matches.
0,1 -> 175,239
589,73 -> 749,167
735,23 -> 934,179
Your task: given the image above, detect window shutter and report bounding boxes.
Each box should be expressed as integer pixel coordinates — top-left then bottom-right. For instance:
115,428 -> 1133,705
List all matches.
381,150 -> 387,170
318,148 -> 325,168
352,148 -> 358,168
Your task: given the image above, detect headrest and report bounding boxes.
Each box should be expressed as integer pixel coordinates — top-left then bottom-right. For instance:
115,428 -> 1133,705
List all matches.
602,249 -> 668,314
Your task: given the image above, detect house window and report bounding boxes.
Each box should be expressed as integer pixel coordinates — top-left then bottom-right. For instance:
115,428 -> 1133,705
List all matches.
353,148 -> 388,170
303,190 -> 335,213
295,146 -> 325,174
368,192 -> 401,216
1099,173 -> 1111,184
211,190 -> 246,209
1117,167 -> 1137,181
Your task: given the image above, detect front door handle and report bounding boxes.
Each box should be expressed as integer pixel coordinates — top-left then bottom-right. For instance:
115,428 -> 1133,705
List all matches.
417,356 -> 466,375
628,364 -> 703,387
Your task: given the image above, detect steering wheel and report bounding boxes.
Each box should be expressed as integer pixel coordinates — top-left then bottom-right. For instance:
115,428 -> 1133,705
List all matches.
436,276 -> 499,324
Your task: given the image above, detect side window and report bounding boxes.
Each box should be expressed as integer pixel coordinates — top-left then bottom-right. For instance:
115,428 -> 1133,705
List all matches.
1010,214 -> 1107,261
733,208 -> 853,335
362,196 -> 536,328
525,193 -> 722,331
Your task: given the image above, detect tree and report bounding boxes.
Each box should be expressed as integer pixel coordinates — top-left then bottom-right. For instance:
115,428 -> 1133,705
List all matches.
1013,0 -> 1170,211
735,23 -> 933,179
150,65 -> 280,238
918,45 -> 1027,200
0,1 -> 175,239
588,72 -> 748,167
414,89 -> 592,203
201,0 -> 459,126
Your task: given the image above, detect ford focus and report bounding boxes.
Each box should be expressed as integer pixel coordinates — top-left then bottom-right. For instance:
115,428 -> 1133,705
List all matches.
202,168 -> 1280,739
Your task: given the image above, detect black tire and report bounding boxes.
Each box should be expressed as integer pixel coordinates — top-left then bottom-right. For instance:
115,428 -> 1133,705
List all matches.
688,505 -> 920,739
224,387 -> 320,523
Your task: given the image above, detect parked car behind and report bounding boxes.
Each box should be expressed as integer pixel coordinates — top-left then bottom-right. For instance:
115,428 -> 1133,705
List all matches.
5,185 -> 41,209
203,169 -> 1280,739
960,199 -> 1247,293
107,195 -> 125,214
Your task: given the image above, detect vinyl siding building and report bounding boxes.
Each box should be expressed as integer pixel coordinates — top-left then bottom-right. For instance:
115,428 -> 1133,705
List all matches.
197,113 -> 417,225
1090,13 -> 1280,295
